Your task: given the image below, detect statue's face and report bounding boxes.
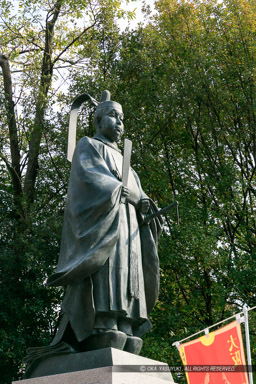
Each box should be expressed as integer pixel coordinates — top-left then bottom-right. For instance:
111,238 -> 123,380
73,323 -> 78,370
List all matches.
99,105 -> 124,143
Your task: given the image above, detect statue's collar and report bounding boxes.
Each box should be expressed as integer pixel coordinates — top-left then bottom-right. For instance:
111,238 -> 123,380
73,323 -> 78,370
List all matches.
93,133 -> 121,153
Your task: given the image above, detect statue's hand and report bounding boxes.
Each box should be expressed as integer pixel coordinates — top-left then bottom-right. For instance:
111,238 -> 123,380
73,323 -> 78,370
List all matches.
121,185 -> 130,197
139,198 -> 150,214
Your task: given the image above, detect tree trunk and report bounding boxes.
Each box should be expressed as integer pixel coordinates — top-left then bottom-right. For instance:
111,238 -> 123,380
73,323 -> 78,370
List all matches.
0,54 -> 22,197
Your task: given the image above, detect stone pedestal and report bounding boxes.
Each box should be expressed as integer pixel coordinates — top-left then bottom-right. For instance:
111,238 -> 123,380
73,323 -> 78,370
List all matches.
13,367 -> 175,383
14,348 -> 176,384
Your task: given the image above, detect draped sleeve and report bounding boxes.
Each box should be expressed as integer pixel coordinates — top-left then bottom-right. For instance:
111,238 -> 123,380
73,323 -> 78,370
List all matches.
47,136 -> 122,287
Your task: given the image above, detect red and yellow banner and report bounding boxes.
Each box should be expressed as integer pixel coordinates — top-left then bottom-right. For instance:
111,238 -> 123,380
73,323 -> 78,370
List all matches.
179,321 -> 249,384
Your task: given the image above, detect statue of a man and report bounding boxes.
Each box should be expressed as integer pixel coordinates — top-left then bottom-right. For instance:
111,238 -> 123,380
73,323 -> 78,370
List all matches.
46,90 -> 163,355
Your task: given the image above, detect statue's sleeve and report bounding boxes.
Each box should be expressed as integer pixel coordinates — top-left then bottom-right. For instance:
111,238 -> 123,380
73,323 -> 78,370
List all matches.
47,137 -> 122,287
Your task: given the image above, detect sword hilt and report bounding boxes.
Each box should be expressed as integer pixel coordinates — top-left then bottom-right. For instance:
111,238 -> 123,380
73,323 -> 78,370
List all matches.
142,201 -> 179,225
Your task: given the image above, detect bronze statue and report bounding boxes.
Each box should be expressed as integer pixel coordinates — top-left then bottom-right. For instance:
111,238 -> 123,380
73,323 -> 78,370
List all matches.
24,91 -> 165,377
46,90 -> 163,354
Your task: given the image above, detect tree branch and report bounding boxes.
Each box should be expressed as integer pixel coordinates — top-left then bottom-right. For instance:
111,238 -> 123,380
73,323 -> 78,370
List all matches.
52,21 -> 97,66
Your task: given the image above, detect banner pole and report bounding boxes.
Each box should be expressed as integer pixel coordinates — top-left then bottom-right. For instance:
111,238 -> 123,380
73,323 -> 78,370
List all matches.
243,305 -> 253,384
173,305 -> 256,346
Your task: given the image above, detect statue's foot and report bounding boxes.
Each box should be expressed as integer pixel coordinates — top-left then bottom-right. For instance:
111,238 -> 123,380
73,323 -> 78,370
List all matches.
80,330 -> 127,352
123,336 -> 143,355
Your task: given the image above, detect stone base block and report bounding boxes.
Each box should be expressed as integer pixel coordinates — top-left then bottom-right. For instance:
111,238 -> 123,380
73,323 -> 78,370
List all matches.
13,366 -> 175,384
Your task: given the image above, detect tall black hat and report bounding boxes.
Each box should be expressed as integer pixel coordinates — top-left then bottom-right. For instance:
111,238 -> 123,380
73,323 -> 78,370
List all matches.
95,90 -> 122,116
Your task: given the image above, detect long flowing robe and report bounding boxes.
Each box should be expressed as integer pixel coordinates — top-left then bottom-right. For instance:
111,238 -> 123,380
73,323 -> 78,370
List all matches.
47,134 -> 162,343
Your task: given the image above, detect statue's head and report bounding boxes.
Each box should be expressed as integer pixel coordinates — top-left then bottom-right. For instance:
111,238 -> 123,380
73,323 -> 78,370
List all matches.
94,90 -> 124,143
